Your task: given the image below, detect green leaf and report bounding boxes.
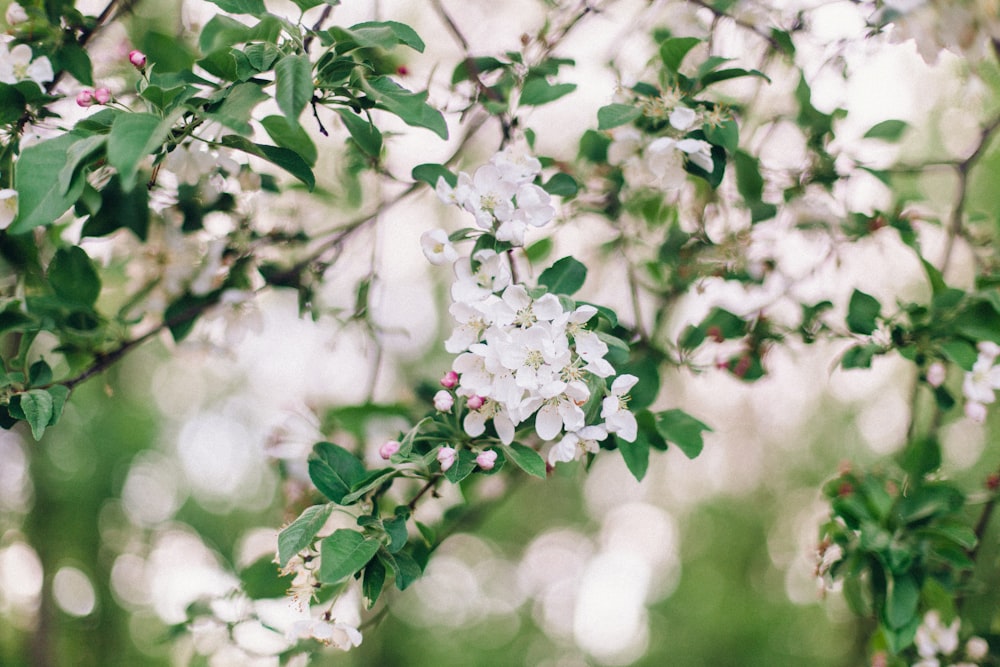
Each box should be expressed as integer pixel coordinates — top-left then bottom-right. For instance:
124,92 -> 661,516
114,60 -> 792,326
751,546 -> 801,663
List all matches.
444,448 -> 477,483
46,385 -> 69,427
520,79 -> 576,106
206,82 -> 268,134
597,103 -> 641,130
955,301 -> 1000,344
451,56 -> 506,85
541,173 -> 578,197
733,150 -> 764,202
884,573 -> 919,630
277,503 -> 334,567
340,467 -> 401,504
655,409 -> 711,459
525,237 -> 553,264
260,115 -> 317,166
841,343 -> 879,369
335,109 -> 382,158
275,54 -> 313,129
360,76 -> 448,139
846,289 -> 881,335
10,134 -> 88,233
240,556 -> 294,599
53,42 -> 94,87
107,112 -> 173,191
703,119 -> 739,153
864,120 -> 909,142
383,514 -> 408,553
380,549 -> 423,591
81,174 -> 150,241
659,36 -> 701,73
16,389 -> 53,440
206,0 -> 266,14
412,163 -> 457,188
58,134 -> 106,197
308,442 -> 367,504
48,247 -> 101,307
500,443 -> 546,478
539,257 -> 587,296
699,67 -> 770,88
616,433 -> 649,481
939,340 -> 977,371
341,21 -> 425,52
219,135 -> 316,190
0,83 -> 27,124
362,557 -> 386,608
896,438 -> 940,479
318,529 -> 380,583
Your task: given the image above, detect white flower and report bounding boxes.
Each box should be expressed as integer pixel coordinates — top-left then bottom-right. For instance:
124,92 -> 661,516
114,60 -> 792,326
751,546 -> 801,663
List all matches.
462,164 -> 517,230
965,401 -> 988,424
0,189 -> 17,230
5,3 -> 28,25
965,636 -> 989,661
676,138 -> 714,172
915,610 -> 960,658
607,127 -> 643,166
962,354 -> 1000,405
926,361 -> 946,388
669,106 -> 698,131
286,617 -> 362,650
490,145 -> 542,184
548,424 -> 608,465
601,374 -> 639,442
420,229 -> 459,265
644,137 -> 687,189
574,330 -> 615,378
533,381 -> 588,441
451,250 -> 512,304
164,144 -> 218,185
0,43 -> 53,86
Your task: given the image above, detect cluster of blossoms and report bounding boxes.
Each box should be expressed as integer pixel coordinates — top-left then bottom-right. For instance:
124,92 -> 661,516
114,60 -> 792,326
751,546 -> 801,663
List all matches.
431,147 -> 555,247
607,97 -> 714,191
961,342 -> 1000,423
423,148 -> 638,467
908,610 -> 988,667
878,0 -> 1000,64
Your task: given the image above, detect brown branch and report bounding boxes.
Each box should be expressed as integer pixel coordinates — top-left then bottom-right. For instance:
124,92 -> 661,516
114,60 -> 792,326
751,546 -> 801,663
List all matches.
303,3 -> 335,53
684,0 -> 783,52
407,474 -> 443,510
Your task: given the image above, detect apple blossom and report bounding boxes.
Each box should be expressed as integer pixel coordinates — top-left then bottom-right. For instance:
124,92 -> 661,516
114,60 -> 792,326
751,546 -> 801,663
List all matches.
420,229 -> 459,265
440,370 -> 459,388
926,361 -> 946,388
379,440 -> 401,460
93,87 -> 112,105
0,43 -> 53,86
601,374 -> 639,442
475,450 -> 498,470
433,390 -> 454,412
5,2 -> 28,24
76,90 -> 94,107
129,49 -> 147,68
914,610 -> 960,658
436,445 -> 457,471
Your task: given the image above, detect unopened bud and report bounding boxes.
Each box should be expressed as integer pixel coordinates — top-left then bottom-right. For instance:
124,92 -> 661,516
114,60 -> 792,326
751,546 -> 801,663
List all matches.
433,390 -> 453,412
379,440 -> 400,460
925,361 -> 946,388
440,370 -> 458,388
5,2 -> 28,25
966,636 -> 989,660
437,445 -> 456,472
93,87 -> 111,105
476,450 -> 497,471
466,395 -> 485,410
128,50 -> 147,69
987,473 -> 1000,492
76,90 -> 94,107
966,401 -> 988,424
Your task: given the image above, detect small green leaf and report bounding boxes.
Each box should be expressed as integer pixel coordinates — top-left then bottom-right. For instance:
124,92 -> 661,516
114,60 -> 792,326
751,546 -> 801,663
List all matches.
841,343 -> 879,369
896,438 -> 940,479
383,514 -> 408,553
362,557 -> 386,608
541,173 -> 578,197
318,529 -> 380,583
655,409 -> 711,459
380,549 -> 423,591
10,134 -> 88,233
275,54 -> 313,129
340,467 -> 401,504
16,389 -> 54,440
846,289 -> 881,335
335,109 -> 382,158
206,81 -> 268,134
884,573 -> 919,630
0,83 -> 27,125
308,442 -> 367,504
864,120 -> 909,142
597,103 -> 641,130
520,79 -> 576,106
28,359 -> 52,386
412,163 -> 457,188
733,150 -> 764,203
260,115 -> 317,166
107,112 -> 174,191
48,246 -> 101,307
616,433 -> 649,481
219,135 -> 316,190
659,36 -> 701,73
277,503 -> 334,567
342,21 -> 425,52
539,257 -> 587,296
698,67 -> 770,88
361,76 -> 448,139
500,443 -> 546,478
939,340 -> 977,371
443,448 -> 477,483
206,0 -> 266,14
240,556 -> 293,599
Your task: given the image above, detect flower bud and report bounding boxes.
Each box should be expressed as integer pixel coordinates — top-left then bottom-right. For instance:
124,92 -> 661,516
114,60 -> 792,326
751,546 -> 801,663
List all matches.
433,390 -> 453,412
966,636 -> 989,660
93,87 -> 111,105
475,450 -> 497,470
437,445 -> 456,472
966,401 -> 987,424
128,50 -> 147,69
5,2 -> 28,25
379,440 -> 400,460
76,90 -> 94,107
466,395 -> 485,410
925,361 -> 946,388
440,370 -> 458,388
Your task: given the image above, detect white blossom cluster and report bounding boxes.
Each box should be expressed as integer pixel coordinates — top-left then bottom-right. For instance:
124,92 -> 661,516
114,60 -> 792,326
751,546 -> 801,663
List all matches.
423,148 -> 639,466
880,0 -> 1000,64
911,610 -> 988,667
0,38 -> 54,87
431,147 -> 556,247
607,102 -> 713,191
961,342 -> 1000,424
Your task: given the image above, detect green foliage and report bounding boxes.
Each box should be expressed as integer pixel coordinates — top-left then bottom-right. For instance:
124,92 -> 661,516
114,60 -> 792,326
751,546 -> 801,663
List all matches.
539,256 -> 587,296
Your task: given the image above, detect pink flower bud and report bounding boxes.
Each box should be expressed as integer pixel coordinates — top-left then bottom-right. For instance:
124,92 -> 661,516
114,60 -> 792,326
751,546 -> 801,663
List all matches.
76,90 -> 94,108
476,450 -> 497,470
437,445 -> 456,472
93,87 -> 111,105
925,361 -> 946,388
466,395 -> 485,410
128,50 -> 147,69
433,390 -> 453,412
966,401 -> 988,424
379,440 -> 400,460
440,370 -> 458,388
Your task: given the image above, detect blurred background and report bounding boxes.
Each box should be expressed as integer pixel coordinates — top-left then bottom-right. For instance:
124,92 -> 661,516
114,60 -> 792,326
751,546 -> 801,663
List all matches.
2,0 -> 999,665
